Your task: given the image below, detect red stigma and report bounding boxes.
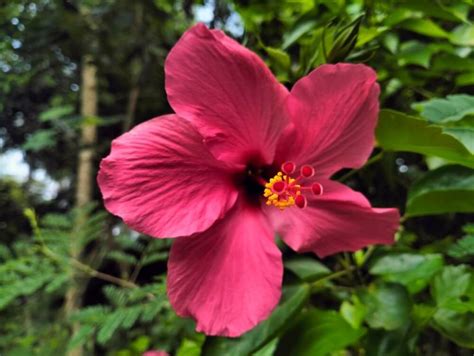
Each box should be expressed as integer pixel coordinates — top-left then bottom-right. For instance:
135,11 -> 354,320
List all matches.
281,162 -> 296,174
301,165 -> 315,178
264,163 -> 323,210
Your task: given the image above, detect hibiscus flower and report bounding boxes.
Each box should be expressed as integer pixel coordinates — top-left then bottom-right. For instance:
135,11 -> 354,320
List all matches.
98,23 -> 399,337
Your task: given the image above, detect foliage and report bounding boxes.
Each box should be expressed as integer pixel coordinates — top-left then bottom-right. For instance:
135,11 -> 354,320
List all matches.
1,0 -> 474,354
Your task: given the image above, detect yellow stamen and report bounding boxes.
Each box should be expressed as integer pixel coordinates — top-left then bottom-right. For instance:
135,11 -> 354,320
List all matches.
263,171 -> 301,210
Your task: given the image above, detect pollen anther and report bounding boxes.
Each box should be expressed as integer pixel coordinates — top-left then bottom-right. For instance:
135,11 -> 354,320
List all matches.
264,164 -> 323,210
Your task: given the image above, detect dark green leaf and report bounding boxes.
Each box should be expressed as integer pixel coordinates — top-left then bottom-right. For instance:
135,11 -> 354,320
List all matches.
448,235 -> 474,258
432,309 -> 474,348
364,325 -> 415,356
432,265 -> 474,313
276,309 -> 365,356
376,110 -> 474,168
360,283 -> 412,330
285,257 -> 330,282
406,165 -> 474,217
370,253 -> 443,293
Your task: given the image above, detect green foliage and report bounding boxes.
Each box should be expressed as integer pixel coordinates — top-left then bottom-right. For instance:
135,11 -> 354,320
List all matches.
2,0 -> 474,354
370,253 -> 444,293
406,165 -> 474,216
284,256 -> 331,282
70,282 -> 169,348
413,94 -> 474,124
277,309 -> 366,356
359,283 -> 412,330
448,233 -> 474,259
376,110 -> 474,168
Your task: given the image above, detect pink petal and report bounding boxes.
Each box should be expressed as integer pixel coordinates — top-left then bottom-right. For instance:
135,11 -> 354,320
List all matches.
98,115 -> 238,238
267,180 -> 399,258
281,63 -> 380,177
167,201 -> 283,337
165,23 -> 289,166
143,351 -> 168,356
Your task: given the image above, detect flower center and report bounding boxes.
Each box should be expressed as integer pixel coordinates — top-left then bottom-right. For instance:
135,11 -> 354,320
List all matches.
263,162 -> 323,210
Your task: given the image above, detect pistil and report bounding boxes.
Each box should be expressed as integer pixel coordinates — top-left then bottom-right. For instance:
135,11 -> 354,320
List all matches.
263,162 -> 323,210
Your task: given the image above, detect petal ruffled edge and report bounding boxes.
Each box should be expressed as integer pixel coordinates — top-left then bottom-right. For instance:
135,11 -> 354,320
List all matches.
165,23 -> 290,166
279,63 -> 380,177
267,179 -> 400,258
98,114 -> 238,238
167,200 -> 283,337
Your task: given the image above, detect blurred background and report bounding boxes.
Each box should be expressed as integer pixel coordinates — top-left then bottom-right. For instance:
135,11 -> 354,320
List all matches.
1,0 -> 474,355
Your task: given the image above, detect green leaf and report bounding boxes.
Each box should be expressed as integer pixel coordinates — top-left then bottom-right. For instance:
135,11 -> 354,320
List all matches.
406,165 -> 474,217
443,127 -> 474,154
67,325 -> 95,351
285,257 -> 330,282
282,20 -> 317,49
432,265 -> 474,313
22,129 -> 56,152
39,105 -> 74,121
203,284 -> 310,356
276,309 -> 365,356
370,253 -> 443,293
397,41 -> 434,68
176,334 -> 205,356
340,296 -> 367,329
376,110 -> 474,168
450,24 -> 474,46
357,26 -> 388,47
253,338 -> 279,356
264,47 -> 290,82
364,325 -> 414,356
413,94 -> 474,124
97,312 -> 125,344
432,309 -> 474,348
400,18 -> 449,39
456,72 -> 474,87
360,283 -> 412,330
448,235 -> 474,259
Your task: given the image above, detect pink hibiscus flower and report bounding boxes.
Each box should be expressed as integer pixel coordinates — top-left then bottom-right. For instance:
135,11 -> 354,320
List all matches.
98,23 -> 399,337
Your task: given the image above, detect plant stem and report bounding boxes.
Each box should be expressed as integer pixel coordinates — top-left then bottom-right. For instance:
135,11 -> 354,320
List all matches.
38,245 -> 138,289
310,267 -> 355,291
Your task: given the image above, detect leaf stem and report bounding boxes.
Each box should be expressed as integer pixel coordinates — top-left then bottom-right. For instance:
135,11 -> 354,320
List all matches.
310,266 -> 355,291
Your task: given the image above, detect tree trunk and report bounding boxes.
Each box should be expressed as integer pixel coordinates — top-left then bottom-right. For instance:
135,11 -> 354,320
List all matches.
65,54 -> 98,356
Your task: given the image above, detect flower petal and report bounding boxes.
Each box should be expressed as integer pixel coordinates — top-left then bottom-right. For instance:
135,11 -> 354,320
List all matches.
282,63 -> 380,177
267,180 -> 399,258
167,201 -> 283,337
165,23 -> 289,165
98,115 -> 238,238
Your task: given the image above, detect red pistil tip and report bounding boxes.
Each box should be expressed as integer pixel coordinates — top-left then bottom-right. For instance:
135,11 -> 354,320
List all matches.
311,182 -> 323,196
295,195 -> 307,209
281,161 -> 296,174
300,165 -> 315,178
272,181 -> 286,193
